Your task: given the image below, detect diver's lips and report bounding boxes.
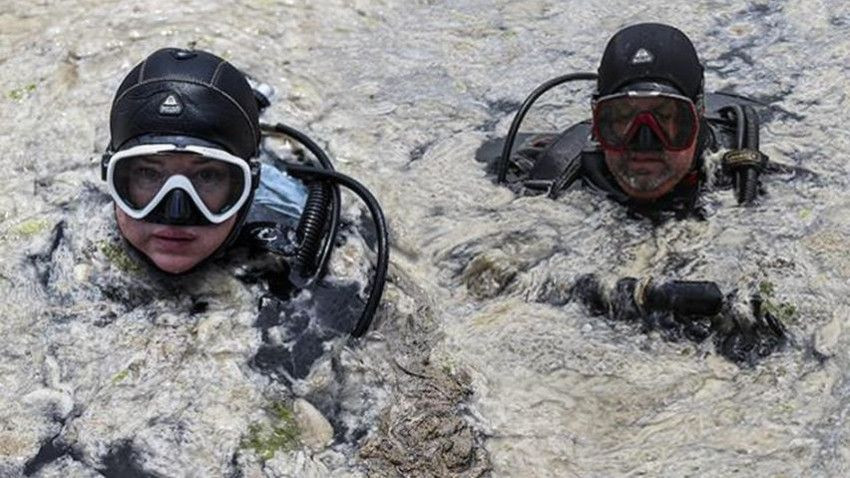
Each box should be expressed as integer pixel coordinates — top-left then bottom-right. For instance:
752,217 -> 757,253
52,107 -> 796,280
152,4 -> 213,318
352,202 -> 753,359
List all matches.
150,229 -> 197,253
625,154 -> 666,174
150,236 -> 194,254
627,154 -> 665,163
151,228 -> 197,240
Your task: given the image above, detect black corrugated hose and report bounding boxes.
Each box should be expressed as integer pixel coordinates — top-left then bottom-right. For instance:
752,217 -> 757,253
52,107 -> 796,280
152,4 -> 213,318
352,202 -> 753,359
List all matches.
258,123 -> 388,337
720,105 -> 762,205
260,123 -> 340,281
284,163 -> 389,338
740,105 -> 761,205
295,182 -> 331,276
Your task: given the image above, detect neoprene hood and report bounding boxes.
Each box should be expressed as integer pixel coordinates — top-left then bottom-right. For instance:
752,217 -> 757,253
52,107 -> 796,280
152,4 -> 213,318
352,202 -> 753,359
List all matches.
109,48 -> 260,159
597,23 -> 704,101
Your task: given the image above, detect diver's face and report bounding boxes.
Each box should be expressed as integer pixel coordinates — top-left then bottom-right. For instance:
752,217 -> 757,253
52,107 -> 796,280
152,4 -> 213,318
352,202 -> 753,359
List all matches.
595,94 -> 700,200
116,208 -> 237,274
113,153 -> 239,274
602,143 -> 697,200
111,152 -> 243,273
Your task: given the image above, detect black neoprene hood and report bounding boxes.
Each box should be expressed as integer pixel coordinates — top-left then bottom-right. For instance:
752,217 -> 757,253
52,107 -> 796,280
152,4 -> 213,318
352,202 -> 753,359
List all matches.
597,23 -> 704,100
109,48 -> 260,159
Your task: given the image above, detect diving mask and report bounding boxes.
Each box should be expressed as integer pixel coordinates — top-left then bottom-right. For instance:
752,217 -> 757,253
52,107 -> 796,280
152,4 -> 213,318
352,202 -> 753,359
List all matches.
104,143 -> 258,226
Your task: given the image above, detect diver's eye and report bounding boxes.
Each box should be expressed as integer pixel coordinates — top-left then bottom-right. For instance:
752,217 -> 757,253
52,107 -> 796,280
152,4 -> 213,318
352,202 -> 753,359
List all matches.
134,166 -> 164,184
192,167 -> 228,188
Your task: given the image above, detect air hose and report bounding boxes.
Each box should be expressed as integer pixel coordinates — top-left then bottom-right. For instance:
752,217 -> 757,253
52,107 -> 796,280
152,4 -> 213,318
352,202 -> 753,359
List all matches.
497,72 -> 598,183
740,105 -> 761,204
719,105 -> 763,205
295,182 -> 331,276
284,163 -> 389,338
260,123 -> 340,281
258,123 -> 388,337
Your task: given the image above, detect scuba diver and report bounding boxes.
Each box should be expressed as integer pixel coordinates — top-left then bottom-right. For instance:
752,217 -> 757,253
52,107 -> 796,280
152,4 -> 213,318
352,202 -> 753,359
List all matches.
481,23 -> 790,363
102,47 -> 388,350
487,22 -> 792,218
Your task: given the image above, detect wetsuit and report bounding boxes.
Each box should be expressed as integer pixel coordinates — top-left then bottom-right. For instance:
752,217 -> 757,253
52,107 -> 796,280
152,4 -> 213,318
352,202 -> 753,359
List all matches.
224,163 -> 368,385
480,92 -> 804,220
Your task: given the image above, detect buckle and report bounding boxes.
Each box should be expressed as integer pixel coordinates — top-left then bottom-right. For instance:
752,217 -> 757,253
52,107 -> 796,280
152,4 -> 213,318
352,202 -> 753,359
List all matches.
100,152 -> 112,181
722,149 -> 767,170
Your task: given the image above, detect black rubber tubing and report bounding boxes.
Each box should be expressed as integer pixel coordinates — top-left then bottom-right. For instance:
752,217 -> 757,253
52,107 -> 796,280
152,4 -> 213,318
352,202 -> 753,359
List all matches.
741,105 -> 761,204
284,163 -> 389,338
497,72 -> 598,183
729,104 -> 746,149
720,104 -> 761,205
260,122 -> 340,280
295,182 -> 331,276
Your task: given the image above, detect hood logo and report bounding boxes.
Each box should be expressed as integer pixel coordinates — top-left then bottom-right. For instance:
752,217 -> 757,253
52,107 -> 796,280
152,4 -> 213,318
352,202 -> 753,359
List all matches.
631,48 -> 654,65
159,94 -> 183,116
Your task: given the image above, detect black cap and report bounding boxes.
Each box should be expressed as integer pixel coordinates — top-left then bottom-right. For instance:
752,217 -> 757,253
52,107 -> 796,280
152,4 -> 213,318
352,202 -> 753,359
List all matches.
597,23 -> 704,101
109,48 -> 260,159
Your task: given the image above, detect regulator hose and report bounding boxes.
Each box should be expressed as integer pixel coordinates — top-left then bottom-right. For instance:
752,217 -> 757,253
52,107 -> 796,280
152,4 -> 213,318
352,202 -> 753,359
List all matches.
260,122 -> 340,280
719,105 -> 762,205
295,182 -> 331,277
497,72 -> 598,183
285,163 -> 389,338
740,105 -> 761,205
729,104 -> 746,149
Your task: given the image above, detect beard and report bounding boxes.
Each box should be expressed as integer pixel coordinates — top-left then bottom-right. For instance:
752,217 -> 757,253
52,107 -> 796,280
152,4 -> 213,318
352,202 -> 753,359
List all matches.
609,159 -> 674,191
603,148 -> 696,200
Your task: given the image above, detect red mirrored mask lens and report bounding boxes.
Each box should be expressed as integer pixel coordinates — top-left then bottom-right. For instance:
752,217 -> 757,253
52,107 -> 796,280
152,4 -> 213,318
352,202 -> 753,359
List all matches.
593,94 -> 698,151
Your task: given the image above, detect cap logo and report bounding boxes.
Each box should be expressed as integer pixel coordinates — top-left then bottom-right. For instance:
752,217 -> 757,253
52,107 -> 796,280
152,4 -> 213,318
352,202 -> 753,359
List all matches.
159,94 -> 183,116
631,48 -> 654,65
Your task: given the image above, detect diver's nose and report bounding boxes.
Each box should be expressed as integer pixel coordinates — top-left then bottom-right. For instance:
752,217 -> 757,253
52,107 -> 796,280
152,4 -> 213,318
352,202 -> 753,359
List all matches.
629,124 -> 664,151
163,189 -> 194,223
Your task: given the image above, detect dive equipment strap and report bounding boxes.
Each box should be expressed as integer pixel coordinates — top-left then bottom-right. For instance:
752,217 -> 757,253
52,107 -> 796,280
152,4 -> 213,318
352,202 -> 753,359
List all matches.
547,152 -> 583,199
722,148 -> 767,169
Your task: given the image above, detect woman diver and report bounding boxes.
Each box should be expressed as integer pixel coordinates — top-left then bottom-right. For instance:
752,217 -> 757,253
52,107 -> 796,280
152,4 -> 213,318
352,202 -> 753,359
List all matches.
102,47 -> 388,338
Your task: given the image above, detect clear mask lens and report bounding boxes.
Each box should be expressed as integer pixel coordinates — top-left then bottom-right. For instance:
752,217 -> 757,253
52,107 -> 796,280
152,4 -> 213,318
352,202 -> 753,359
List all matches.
113,155 -> 245,213
106,144 -> 253,224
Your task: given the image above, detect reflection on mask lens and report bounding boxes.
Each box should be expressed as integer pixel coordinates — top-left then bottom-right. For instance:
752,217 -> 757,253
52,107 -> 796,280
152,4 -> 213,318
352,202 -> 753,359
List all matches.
595,95 -> 697,150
